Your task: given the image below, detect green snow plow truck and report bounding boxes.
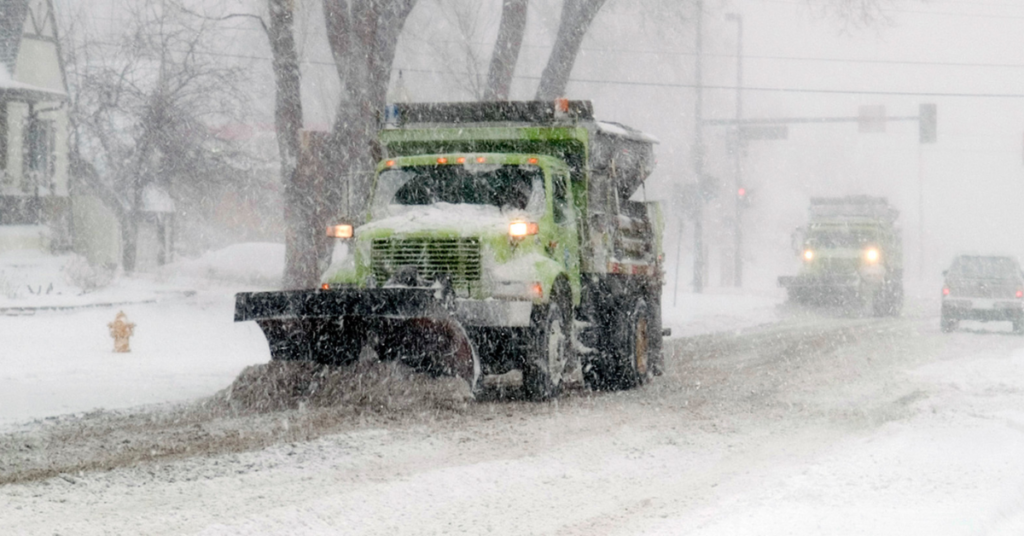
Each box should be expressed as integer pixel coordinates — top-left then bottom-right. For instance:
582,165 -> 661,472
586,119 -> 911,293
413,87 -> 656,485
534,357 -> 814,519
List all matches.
778,196 -> 903,316
234,100 -> 666,400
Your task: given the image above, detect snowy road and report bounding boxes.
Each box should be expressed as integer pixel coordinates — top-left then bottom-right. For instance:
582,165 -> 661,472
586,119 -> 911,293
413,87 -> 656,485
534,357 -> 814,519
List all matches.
5,300 -> 1024,534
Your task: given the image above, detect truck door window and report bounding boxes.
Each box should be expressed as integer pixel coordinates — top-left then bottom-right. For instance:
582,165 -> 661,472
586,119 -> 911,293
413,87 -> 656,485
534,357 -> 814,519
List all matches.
553,174 -> 569,223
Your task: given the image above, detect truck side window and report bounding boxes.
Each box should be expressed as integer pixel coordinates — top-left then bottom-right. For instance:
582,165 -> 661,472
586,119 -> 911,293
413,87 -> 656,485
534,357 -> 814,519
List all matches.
553,174 -> 569,223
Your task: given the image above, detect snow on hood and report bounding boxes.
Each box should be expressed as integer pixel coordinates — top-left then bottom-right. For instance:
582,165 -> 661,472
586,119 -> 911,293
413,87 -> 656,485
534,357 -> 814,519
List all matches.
359,203 -> 528,237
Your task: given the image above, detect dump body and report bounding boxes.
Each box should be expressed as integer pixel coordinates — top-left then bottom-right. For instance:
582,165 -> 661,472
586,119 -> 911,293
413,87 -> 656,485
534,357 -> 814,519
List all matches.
236,100 -> 666,399
779,196 -> 903,316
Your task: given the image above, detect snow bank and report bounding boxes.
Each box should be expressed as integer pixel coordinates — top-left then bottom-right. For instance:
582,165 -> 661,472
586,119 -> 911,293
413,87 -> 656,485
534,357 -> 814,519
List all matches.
163,242 -> 285,288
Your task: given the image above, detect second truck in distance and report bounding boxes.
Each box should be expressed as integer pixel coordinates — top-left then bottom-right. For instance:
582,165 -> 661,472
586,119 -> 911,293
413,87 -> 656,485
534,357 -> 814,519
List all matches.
779,196 -> 903,316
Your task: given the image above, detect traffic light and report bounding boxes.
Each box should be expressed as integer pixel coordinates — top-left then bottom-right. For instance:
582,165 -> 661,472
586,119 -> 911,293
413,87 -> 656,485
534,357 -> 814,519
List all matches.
919,103 -> 937,144
737,186 -> 750,206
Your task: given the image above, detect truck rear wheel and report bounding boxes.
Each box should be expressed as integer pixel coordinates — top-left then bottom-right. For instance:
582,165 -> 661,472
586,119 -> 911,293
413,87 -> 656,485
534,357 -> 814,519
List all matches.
615,299 -> 651,390
523,298 -> 572,401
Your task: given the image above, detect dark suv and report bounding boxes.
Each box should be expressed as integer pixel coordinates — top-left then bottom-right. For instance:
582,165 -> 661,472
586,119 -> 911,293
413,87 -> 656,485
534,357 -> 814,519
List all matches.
941,255 -> 1024,333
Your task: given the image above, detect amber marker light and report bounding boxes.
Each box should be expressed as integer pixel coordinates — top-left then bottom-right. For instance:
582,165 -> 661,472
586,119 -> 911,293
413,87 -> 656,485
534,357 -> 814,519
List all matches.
456,156 -> 466,164
385,160 -> 395,167
437,157 -> 448,164
321,283 -> 330,290
476,156 -> 487,163
529,282 -> 544,298
326,224 -> 354,239
509,221 -> 539,238
527,157 -> 539,165
802,249 -> 814,262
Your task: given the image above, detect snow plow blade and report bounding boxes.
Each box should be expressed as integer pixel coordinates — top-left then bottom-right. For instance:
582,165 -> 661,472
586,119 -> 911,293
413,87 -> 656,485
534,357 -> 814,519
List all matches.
234,288 -> 480,393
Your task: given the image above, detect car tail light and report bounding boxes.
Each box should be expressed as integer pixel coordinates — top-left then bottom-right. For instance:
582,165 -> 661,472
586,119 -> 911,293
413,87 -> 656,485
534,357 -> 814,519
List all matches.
942,286 -> 950,296
1016,289 -> 1023,299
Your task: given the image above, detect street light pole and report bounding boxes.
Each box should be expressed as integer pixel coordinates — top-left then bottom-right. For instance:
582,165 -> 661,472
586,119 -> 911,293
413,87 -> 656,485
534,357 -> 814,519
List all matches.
725,12 -> 743,287
692,0 -> 705,293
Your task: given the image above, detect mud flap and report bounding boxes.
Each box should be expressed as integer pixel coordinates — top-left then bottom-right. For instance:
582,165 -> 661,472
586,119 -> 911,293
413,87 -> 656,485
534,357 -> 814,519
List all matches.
406,317 -> 481,394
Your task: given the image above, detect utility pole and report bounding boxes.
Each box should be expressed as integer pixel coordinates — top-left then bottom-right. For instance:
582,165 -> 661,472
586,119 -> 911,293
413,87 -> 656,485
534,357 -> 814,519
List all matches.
725,12 -> 743,287
692,0 -> 705,293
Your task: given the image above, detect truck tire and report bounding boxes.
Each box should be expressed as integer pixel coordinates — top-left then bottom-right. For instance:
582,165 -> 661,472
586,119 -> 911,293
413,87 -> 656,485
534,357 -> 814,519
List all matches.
614,298 -> 651,390
646,285 -> 665,376
523,296 -> 572,401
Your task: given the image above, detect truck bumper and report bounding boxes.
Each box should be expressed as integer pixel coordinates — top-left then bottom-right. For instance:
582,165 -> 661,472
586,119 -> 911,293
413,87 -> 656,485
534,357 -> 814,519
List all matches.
235,288 -> 533,328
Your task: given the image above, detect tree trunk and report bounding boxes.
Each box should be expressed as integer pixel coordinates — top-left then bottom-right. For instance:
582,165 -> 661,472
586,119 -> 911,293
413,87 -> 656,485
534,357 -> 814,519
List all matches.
322,0 -> 417,222
266,0 -> 309,289
483,0 -> 528,101
535,0 -> 607,101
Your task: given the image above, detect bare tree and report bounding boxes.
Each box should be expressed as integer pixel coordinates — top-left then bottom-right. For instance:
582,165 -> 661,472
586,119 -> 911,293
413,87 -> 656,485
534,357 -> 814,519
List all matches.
535,0 -> 607,100
65,0 -> 250,272
483,0 -> 528,101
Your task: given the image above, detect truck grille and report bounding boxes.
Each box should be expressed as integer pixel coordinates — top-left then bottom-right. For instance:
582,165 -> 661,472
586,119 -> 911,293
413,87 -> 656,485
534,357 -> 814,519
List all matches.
371,237 -> 482,291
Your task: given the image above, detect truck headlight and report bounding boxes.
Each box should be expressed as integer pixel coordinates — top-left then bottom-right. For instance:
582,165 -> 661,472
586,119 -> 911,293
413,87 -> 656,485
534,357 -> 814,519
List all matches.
864,247 -> 880,264
509,221 -> 539,238
802,249 -> 814,262
327,224 -> 354,239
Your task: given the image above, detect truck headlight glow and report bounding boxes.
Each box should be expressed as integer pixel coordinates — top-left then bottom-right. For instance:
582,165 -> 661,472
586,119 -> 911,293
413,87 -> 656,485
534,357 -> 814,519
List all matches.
802,249 -> 814,262
509,221 -> 539,238
326,224 -> 354,239
864,247 -> 880,263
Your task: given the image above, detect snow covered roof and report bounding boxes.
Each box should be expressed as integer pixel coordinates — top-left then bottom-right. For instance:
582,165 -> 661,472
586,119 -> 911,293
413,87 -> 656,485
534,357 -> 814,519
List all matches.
142,184 -> 175,213
0,62 -> 64,100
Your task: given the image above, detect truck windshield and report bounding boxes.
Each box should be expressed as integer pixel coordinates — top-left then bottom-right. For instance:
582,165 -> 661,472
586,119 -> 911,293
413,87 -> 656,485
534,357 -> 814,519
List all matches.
949,256 -> 1020,279
373,164 -> 545,217
806,227 -> 879,248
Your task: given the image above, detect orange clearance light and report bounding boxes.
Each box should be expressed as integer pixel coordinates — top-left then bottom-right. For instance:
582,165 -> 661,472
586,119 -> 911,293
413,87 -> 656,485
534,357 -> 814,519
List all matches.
385,160 -> 396,167
326,224 -> 354,239
456,156 -> 466,164
529,282 -> 544,298
509,221 -> 539,238
527,157 -> 539,165
437,157 -> 448,164
555,98 -> 569,113
476,156 -> 486,163
321,283 -> 330,290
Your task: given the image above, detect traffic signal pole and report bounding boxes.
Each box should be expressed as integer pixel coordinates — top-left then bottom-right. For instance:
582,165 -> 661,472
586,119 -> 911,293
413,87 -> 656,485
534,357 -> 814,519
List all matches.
726,13 -> 743,287
692,0 -> 705,294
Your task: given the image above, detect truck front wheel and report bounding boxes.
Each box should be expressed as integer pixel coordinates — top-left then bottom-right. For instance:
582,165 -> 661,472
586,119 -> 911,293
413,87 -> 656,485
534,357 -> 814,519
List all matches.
523,297 -> 572,401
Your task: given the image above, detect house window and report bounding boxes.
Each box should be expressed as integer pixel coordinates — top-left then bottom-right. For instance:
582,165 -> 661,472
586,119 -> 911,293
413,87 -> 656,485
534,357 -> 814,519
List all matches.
23,117 -> 56,193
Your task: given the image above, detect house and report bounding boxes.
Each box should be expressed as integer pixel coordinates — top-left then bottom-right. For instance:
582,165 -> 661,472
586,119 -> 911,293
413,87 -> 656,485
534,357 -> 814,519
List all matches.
0,0 -> 70,252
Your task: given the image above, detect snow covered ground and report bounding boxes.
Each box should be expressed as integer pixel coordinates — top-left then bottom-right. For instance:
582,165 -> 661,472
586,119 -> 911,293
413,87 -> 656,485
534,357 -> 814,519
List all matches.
8,246 -> 1024,534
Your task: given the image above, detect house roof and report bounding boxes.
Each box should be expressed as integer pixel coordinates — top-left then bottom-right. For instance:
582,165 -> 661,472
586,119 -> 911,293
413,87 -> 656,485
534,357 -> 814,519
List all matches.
0,0 -> 28,75
0,0 -> 64,101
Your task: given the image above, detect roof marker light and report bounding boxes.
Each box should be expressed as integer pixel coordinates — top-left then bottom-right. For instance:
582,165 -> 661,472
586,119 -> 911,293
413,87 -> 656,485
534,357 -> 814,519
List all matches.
528,157 -> 539,165
476,156 -> 486,163
437,157 -> 448,164
456,156 -> 466,164
385,160 -> 395,167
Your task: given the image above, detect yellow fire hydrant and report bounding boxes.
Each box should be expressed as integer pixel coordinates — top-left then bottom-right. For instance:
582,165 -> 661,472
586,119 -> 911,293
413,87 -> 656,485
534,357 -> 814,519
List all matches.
108,311 -> 135,353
